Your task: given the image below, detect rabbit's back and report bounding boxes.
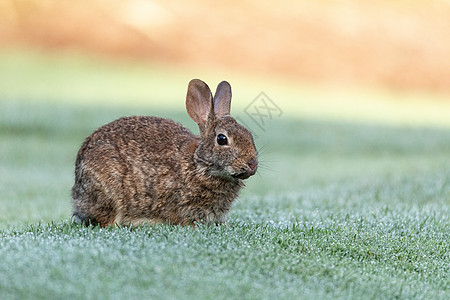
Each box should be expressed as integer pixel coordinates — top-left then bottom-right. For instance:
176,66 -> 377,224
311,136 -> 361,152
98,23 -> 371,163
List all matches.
72,116 -> 200,226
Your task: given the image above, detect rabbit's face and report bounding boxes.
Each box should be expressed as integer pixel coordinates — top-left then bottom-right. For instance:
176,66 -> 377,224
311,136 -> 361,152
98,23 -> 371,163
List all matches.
196,116 -> 258,180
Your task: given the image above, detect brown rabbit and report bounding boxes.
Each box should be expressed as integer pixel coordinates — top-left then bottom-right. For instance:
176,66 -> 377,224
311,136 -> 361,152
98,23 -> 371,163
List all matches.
71,79 -> 258,227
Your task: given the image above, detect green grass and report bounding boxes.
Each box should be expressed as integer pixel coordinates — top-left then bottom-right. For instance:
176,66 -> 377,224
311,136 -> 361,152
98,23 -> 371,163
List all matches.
0,50 -> 449,299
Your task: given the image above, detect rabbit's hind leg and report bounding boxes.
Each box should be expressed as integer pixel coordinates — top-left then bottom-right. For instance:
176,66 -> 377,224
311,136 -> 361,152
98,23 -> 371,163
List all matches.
72,210 -> 99,227
72,187 -> 118,227
71,173 -> 115,227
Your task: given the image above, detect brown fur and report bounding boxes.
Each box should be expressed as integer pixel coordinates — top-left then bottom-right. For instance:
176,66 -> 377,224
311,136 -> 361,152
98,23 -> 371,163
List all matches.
71,79 -> 258,227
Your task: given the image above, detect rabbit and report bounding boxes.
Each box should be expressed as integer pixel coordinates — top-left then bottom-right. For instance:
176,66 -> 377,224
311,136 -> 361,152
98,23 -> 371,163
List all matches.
71,79 -> 258,227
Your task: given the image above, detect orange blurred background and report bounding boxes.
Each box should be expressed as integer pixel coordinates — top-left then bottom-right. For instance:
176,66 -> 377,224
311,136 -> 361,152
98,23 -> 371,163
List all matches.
1,0 -> 450,94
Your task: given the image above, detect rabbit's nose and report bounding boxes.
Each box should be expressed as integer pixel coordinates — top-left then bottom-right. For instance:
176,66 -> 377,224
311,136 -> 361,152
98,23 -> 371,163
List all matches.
247,158 -> 258,172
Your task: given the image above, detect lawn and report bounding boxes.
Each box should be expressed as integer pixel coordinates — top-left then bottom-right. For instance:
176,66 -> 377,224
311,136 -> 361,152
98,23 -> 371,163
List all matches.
0,50 -> 449,299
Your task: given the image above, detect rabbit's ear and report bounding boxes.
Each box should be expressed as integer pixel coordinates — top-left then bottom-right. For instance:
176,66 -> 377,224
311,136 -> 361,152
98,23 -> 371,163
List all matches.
213,81 -> 232,117
186,79 -> 213,126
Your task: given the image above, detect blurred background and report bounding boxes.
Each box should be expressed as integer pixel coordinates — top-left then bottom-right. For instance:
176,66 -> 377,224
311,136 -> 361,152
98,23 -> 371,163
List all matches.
1,0 -> 450,125
2,0 -> 450,92
1,0 -> 450,226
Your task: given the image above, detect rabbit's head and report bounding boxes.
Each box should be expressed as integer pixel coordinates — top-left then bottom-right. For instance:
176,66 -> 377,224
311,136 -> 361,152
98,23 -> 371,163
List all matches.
186,79 -> 258,180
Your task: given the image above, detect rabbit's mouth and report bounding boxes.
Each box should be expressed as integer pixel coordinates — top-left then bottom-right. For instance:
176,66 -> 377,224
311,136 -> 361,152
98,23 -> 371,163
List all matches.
210,168 -> 253,180
230,158 -> 258,180
231,172 -> 252,180
209,158 -> 258,180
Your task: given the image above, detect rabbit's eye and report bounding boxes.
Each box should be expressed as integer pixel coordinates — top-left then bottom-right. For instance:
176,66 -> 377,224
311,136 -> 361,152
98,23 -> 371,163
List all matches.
217,134 -> 228,146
